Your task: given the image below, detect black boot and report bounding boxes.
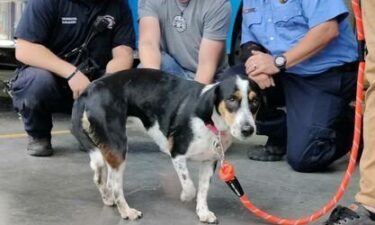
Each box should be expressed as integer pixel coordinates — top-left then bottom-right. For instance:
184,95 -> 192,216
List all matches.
248,137 -> 286,161
27,136 -> 53,157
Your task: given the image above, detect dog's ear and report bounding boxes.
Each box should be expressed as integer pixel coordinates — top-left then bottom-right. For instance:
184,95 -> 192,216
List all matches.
195,85 -> 219,123
249,79 -> 261,94
248,79 -> 271,118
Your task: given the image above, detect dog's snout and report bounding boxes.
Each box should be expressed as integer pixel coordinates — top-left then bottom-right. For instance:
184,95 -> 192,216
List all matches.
241,124 -> 254,137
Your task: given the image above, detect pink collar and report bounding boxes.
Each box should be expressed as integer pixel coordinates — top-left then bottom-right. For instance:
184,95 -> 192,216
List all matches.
206,123 -> 219,135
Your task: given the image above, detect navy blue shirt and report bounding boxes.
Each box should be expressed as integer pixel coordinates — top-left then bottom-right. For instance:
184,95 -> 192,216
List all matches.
15,0 -> 135,73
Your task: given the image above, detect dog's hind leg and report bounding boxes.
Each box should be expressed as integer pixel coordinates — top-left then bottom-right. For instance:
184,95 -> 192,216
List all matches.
172,156 -> 196,202
89,149 -> 114,206
106,158 -> 142,220
196,160 -> 218,224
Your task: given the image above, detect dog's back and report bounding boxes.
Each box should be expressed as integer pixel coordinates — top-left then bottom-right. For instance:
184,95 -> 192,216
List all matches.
71,68 -> 205,156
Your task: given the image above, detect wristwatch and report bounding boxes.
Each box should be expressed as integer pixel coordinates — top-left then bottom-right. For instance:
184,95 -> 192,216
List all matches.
274,55 -> 287,72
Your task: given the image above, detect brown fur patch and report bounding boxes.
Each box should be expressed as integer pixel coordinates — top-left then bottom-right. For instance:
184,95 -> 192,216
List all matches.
233,90 -> 242,101
249,91 -> 257,101
218,100 -> 236,126
99,144 -> 124,169
168,137 -> 174,152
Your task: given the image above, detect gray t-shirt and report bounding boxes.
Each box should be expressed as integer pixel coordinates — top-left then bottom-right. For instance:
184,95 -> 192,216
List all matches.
138,0 -> 231,74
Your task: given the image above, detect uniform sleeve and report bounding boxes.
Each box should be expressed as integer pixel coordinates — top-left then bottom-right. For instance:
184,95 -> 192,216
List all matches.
301,0 -> 349,28
138,0 -> 160,19
112,0 -> 135,49
15,0 -> 56,44
203,0 -> 232,40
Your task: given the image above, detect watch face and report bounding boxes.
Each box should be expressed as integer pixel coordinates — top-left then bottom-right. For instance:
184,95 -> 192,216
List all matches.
275,56 -> 286,67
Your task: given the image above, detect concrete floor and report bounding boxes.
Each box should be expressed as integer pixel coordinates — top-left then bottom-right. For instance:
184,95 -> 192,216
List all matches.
0,107 -> 360,225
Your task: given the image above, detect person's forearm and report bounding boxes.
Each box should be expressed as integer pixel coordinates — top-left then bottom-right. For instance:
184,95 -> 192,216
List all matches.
195,65 -> 216,84
195,39 -> 224,84
15,39 -> 76,78
106,52 -> 133,74
284,20 -> 339,68
139,42 -> 161,69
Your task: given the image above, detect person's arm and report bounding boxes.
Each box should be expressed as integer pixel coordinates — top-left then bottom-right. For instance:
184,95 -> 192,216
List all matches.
247,20 -> 339,76
195,38 -> 225,84
107,0 -> 135,74
195,0 -> 230,84
138,16 -> 161,69
106,45 -> 134,74
284,20 -> 339,68
15,39 -> 90,99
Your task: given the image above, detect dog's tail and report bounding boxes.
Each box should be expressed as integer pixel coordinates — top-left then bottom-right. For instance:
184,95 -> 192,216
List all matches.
71,93 -> 96,152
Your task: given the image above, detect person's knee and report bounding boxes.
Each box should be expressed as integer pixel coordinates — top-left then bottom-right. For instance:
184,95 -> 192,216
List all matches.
287,136 -> 336,173
287,154 -> 316,172
18,68 -> 56,92
12,68 -> 58,110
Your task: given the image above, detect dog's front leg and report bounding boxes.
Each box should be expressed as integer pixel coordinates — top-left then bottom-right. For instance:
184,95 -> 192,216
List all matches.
196,160 -> 218,224
172,156 -> 197,202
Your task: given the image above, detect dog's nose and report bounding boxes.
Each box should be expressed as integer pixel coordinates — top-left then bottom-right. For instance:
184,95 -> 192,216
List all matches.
241,124 -> 254,137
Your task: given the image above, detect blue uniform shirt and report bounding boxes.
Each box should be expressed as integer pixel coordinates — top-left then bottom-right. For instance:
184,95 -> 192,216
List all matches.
241,0 -> 358,76
15,0 -> 135,73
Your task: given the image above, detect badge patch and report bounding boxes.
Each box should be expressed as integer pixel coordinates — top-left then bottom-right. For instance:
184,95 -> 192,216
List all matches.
62,17 -> 77,24
243,8 -> 256,14
173,15 -> 187,32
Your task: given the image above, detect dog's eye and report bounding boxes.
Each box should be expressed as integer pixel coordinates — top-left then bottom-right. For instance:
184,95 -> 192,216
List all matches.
227,94 -> 239,102
225,96 -> 239,111
249,98 -> 260,113
228,97 -> 236,102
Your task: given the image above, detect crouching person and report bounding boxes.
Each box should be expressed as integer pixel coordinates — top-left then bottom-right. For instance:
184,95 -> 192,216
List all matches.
220,0 -> 358,172
10,0 -> 135,156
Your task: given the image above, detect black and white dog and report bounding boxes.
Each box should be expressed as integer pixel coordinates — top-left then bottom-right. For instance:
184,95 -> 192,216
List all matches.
71,68 -> 261,224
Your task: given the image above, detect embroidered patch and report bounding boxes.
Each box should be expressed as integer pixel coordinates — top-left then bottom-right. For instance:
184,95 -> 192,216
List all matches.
173,15 -> 187,32
243,8 -> 256,14
61,17 -> 77,24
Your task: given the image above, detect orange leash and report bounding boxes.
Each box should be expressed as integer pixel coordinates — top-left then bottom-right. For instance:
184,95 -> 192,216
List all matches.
219,1 -> 366,224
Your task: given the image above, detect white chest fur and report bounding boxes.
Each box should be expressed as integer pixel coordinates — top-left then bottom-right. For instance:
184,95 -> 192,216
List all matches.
185,118 -> 226,161
146,119 -> 232,161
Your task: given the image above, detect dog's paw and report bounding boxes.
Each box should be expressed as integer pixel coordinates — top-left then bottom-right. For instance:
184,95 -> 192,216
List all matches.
120,208 -> 143,220
197,210 -> 218,224
180,186 -> 196,202
102,196 -> 115,206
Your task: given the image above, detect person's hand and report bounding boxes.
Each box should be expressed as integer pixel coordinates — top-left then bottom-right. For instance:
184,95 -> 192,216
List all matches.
67,71 -> 91,99
249,73 -> 275,90
245,50 -> 280,76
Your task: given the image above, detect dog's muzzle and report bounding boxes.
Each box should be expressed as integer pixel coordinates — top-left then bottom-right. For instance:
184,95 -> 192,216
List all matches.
240,123 -> 255,137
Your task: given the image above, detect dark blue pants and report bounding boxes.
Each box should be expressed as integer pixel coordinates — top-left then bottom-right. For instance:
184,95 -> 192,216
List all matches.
10,67 -> 74,139
218,65 -> 357,172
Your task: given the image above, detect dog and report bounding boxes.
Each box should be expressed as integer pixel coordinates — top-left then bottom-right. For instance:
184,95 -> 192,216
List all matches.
71,68 -> 262,224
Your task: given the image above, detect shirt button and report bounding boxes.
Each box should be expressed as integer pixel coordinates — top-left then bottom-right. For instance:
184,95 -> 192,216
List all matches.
268,18 -> 272,22
269,37 -> 274,41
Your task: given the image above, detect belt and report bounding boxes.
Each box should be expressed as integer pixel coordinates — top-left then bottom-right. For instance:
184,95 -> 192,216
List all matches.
326,61 -> 359,73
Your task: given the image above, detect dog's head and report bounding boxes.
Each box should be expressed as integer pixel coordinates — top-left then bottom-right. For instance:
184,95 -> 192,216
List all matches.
197,75 -> 262,141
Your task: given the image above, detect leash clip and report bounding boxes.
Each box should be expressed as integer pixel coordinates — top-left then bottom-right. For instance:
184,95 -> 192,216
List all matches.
207,124 -> 225,166
212,130 -> 225,167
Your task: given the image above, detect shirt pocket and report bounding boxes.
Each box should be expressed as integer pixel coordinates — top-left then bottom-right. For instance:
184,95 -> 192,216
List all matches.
244,11 -> 263,28
272,2 -> 307,40
243,11 -> 264,41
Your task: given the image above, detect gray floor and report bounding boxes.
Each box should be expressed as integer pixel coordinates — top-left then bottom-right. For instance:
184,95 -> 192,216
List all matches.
0,107 -> 360,225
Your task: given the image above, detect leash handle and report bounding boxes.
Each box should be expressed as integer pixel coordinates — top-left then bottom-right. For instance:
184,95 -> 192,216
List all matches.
219,162 -> 244,197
